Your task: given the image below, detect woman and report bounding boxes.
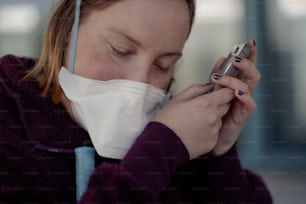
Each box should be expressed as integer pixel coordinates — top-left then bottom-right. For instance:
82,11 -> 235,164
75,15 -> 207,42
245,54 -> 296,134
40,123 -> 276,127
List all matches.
0,0 -> 272,203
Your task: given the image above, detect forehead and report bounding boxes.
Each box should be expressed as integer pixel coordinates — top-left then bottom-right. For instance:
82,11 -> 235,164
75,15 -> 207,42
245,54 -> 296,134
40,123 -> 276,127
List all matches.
81,0 -> 190,50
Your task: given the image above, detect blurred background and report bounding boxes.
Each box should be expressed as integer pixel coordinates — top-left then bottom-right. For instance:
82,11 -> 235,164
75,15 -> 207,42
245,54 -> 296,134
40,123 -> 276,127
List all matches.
1,0 -> 305,203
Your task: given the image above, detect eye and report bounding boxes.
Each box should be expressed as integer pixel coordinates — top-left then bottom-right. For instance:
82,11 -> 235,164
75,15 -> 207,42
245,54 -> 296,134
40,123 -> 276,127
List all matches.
153,57 -> 180,74
108,43 -> 134,58
112,47 -> 132,57
154,63 -> 170,73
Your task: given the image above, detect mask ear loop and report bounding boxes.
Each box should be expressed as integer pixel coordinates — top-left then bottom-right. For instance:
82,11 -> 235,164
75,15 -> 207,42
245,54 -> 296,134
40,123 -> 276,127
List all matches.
68,0 -> 96,201
69,0 -> 81,73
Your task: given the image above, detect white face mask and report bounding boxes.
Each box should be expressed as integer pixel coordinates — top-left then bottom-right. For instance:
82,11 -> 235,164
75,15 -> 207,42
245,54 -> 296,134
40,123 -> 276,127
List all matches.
59,67 -> 168,159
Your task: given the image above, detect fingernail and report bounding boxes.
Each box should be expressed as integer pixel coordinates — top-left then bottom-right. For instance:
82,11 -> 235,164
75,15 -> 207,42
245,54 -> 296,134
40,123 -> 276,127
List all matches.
213,74 -> 222,80
238,90 -> 244,96
253,39 -> 256,46
235,56 -> 243,63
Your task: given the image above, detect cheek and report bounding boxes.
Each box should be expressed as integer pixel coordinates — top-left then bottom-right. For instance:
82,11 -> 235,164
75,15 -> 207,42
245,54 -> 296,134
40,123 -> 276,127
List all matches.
76,45 -> 122,80
149,70 -> 173,90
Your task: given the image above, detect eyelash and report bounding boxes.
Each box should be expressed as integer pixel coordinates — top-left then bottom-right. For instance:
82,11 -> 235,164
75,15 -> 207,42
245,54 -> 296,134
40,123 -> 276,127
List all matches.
110,45 -> 134,57
154,63 -> 169,73
108,43 -> 171,72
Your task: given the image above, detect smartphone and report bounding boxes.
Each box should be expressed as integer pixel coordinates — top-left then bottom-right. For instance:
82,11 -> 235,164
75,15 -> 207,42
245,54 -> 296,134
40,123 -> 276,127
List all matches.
210,43 -> 252,92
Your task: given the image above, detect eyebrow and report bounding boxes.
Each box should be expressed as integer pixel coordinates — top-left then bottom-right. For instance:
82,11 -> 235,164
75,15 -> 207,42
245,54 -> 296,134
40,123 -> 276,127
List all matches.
107,27 -> 182,57
108,27 -> 141,46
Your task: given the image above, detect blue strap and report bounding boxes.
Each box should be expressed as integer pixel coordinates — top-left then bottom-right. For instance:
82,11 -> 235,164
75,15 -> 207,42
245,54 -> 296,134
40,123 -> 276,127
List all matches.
69,0 -> 81,73
74,146 -> 95,201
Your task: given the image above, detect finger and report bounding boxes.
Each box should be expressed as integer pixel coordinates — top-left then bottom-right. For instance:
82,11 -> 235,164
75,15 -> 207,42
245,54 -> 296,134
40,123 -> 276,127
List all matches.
173,83 -> 213,101
232,57 -> 260,92
201,87 -> 235,105
247,38 -> 257,64
234,92 -> 257,123
211,74 -> 249,95
218,102 -> 231,116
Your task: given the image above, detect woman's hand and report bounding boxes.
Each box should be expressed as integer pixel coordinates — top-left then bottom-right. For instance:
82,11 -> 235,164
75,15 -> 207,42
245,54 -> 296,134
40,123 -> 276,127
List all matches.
153,84 -> 234,160
210,39 -> 259,156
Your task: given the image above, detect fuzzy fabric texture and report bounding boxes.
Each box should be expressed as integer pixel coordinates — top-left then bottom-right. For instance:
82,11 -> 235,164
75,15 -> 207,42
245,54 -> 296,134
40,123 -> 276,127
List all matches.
0,55 -> 273,203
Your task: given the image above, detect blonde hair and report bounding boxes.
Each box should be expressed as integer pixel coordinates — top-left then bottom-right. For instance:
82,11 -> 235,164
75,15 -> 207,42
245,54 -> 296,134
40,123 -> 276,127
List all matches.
25,0 -> 196,103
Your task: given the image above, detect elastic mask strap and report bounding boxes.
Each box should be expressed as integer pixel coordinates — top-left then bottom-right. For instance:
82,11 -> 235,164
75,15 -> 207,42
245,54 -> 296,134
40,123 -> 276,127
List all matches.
69,0 -> 81,73
160,92 -> 172,107
75,146 -> 95,201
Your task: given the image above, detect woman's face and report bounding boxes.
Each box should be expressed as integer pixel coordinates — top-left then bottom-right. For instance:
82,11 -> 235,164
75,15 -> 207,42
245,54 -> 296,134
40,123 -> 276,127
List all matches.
65,0 -> 190,90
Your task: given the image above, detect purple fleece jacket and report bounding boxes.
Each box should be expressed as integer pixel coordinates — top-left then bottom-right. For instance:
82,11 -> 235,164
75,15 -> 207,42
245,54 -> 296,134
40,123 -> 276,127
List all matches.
0,55 -> 273,203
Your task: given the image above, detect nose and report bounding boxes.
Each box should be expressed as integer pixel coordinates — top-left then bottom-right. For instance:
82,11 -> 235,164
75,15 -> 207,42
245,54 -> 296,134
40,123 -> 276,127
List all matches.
125,60 -> 151,84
